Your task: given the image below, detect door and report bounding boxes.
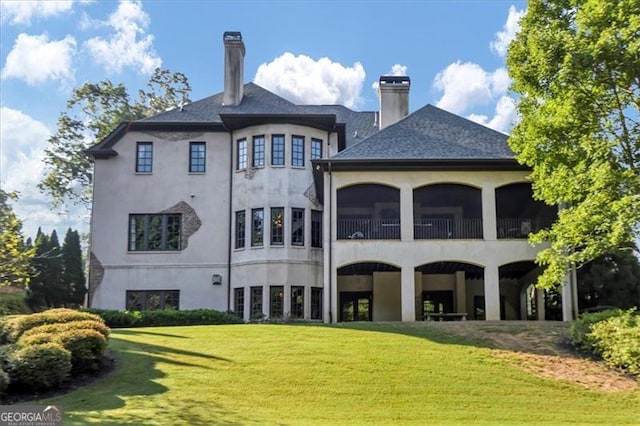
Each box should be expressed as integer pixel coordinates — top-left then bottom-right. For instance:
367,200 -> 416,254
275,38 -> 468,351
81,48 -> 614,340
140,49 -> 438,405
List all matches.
340,292 -> 372,322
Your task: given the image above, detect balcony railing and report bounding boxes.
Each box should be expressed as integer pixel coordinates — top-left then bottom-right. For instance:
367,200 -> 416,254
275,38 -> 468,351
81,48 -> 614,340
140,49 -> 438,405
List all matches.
496,217 -> 553,239
337,219 -> 400,240
414,218 -> 483,240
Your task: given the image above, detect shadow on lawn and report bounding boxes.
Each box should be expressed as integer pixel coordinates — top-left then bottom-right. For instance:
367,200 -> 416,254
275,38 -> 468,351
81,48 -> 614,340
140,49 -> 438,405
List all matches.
114,328 -> 191,338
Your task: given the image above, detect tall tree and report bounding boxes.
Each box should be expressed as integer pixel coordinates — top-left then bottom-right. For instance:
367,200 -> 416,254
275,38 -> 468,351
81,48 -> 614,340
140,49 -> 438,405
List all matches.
39,68 -> 191,207
0,190 -> 34,288
507,0 -> 640,289
26,229 -> 65,309
61,228 -> 86,307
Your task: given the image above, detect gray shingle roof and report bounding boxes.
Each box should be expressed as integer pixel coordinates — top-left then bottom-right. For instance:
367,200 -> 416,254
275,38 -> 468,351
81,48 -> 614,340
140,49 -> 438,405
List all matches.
331,104 -> 514,160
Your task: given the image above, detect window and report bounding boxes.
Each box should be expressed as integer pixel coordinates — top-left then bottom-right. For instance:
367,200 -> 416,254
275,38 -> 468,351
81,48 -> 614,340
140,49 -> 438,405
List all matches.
311,287 -> 323,320
311,138 -> 322,160
129,214 -> 181,251
189,142 -> 206,172
271,134 -> 285,166
234,288 -> 245,319
251,208 -> 264,247
270,207 -> 284,245
311,210 -> 322,248
126,290 -> 179,310
291,208 -> 305,246
237,138 -> 247,170
270,286 -> 284,318
292,135 -> 305,167
235,210 -> 246,249
252,135 -> 265,167
250,286 -> 263,319
136,142 -> 153,173
291,286 -> 304,318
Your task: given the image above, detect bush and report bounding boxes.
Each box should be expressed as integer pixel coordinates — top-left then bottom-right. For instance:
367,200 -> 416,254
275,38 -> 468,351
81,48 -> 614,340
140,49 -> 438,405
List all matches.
589,309 -> 640,376
7,342 -> 71,390
0,308 -> 104,343
0,368 -> 8,397
21,320 -> 110,340
85,308 -> 243,328
569,309 -> 623,352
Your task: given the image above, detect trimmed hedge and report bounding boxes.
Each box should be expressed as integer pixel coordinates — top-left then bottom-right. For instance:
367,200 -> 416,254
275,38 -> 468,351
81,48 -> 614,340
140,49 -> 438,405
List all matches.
85,308 -> 243,328
569,309 -> 623,352
589,309 -> 640,376
6,342 -> 72,390
21,319 -> 110,340
0,308 -> 104,343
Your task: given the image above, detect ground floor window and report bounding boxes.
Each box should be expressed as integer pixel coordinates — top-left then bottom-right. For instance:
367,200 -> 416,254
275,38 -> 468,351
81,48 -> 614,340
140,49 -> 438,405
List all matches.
250,286 -> 263,319
311,287 -> 323,320
291,286 -> 304,318
234,287 -> 245,319
126,290 -> 179,310
270,286 -> 284,318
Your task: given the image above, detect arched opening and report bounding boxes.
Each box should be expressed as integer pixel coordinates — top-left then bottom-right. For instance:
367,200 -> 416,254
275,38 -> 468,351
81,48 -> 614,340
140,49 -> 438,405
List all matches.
413,184 -> 482,239
415,261 -> 484,320
337,262 -> 400,321
495,183 -> 557,239
337,184 -> 400,240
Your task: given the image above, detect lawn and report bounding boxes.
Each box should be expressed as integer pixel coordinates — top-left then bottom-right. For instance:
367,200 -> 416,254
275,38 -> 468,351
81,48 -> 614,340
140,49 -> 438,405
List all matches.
35,323 -> 640,425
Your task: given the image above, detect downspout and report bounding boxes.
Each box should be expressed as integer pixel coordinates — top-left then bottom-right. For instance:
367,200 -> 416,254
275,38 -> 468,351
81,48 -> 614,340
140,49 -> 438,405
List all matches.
227,130 -> 234,311
328,159 -> 333,323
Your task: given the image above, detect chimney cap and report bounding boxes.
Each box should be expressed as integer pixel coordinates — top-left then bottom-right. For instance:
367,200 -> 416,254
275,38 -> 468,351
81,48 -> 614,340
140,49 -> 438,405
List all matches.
379,76 -> 410,85
223,31 -> 243,42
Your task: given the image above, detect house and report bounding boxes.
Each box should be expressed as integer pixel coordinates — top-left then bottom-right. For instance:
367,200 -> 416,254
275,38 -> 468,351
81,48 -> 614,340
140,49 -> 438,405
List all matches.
86,32 -> 576,322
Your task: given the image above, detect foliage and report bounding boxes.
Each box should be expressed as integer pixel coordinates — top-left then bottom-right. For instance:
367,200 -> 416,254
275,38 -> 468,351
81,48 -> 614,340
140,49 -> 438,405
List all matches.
577,249 -> 640,310
0,290 -> 31,316
0,367 -> 8,397
507,0 -> 640,289
6,342 -> 72,391
84,308 -> 243,328
0,308 -> 103,344
0,191 -> 35,288
21,319 -> 110,340
569,308 -> 623,352
39,68 -> 191,207
589,309 -> 640,375
60,228 -> 86,306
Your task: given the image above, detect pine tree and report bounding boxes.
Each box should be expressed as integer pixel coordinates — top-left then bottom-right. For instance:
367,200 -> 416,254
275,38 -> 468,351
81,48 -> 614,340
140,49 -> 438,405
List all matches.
61,228 -> 86,307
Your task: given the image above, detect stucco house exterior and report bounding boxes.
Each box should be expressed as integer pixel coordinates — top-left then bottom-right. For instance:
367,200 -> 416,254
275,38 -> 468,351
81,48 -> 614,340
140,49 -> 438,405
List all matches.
86,32 -> 577,322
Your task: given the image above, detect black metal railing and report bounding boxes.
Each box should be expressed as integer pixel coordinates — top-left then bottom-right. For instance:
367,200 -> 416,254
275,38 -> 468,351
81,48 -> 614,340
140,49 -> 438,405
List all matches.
496,217 -> 553,239
414,218 -> 483,240
337,219 -> 400,240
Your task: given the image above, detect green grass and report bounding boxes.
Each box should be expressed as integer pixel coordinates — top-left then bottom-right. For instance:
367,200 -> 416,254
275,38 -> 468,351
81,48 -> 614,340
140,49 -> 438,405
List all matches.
34,323 -> 640,425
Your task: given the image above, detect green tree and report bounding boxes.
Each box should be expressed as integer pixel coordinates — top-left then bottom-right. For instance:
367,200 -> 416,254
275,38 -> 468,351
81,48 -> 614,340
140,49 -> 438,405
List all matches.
61,228 -> 86,307
0,190 -> 35,287
26,229 -> 65,309
39,68 -> 191,207
507,0 -> 640,289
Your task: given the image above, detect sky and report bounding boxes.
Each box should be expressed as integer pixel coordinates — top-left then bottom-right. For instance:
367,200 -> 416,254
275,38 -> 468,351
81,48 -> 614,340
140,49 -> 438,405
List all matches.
0,0 -> 527,241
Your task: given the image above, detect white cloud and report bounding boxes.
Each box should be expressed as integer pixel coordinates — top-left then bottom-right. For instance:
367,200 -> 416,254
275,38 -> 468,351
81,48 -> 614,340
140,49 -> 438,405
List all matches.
0,0 -> 74,25
254,52 -> 366,108
1,33 -> 76,85
84,0 -> 161,74
371,64 -> 408,91
490,5 -> 526,57
467,95 -> 518,133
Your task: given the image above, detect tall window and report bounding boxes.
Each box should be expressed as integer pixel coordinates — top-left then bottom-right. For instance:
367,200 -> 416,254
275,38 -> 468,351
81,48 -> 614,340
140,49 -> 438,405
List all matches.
291,208 -> 305,246
271,207 -> 284,245
270,286 -> 284,318
291,286 -> 304,318
234,288 -> 245,319
311,138 -> 322,160
311,210 -> 322,248
253,135 -> 265,167
311,287 -> 323,320
237,138 -> 247,170
251,208 -> 264,247
292,135 -> 305,167
189,142 -> 206,173
136,142 -> 153,173
126,290 -> 179,310
250,286 -> 263,319
129,214 -> 181,251
271,134 -> 285,166
235,210 -> 246,249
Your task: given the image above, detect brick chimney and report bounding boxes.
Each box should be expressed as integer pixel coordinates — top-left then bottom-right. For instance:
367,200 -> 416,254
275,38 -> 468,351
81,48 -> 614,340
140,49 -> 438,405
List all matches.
223,31 -> 245,106
378,76 -> 410,129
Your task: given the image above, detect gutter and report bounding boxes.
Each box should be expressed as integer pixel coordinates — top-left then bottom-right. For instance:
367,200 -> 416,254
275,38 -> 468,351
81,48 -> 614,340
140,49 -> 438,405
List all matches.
328,159 -> 333,323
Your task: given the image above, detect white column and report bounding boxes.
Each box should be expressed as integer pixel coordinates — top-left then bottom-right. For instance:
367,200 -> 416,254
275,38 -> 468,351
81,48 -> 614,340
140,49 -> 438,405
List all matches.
561,269 -> 576,321
400,185 -> 414,242
481,185 -> 497,241
536,288 -> 546,321
484,264 -> 500,320
455,271 -> 466,314
401,262 -> 416,322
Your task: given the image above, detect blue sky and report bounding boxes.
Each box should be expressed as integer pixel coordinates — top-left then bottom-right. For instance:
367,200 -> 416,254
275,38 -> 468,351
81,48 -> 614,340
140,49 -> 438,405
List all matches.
0,0 -> 527,240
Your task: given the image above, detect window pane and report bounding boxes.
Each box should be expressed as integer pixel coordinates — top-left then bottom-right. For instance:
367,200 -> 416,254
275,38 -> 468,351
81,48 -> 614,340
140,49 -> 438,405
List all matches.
136,142 -> 153,173
271,134 -> 285,166
311,287 -> 322,320
271,207 -> 284,245
311,138 -> 322,160
292,136 -> 304,167
129,215 -> 146,251
235,211 -> 246,249
291,208 -> 304,246
190,142 -> 206,173
234,288 -> 245,319
270,286 -> 284,318
146,291 -> 162,310
163,290 -> 180,310
311,210 -> 322,248
291,286 -> 304,318
252,208 -> 264,246
250,286 -> 263,319
237,138 -> 247,170
147,215 -> 163,250
166,215 -> 181,250
126,291 -> 144,310
253,136 -> 265,167
128,214 -> 182,251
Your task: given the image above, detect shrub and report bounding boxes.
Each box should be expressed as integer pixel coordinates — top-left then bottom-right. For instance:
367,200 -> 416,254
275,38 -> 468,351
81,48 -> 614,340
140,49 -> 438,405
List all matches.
1,308 -> 104,343
589,309 -> 640,376
86,308 -> 243,328
7,342 -> 71,390
0,368 -> 8,397
21,320 -> 110,340
569,309 -> 623,352
83,309 -> 142,328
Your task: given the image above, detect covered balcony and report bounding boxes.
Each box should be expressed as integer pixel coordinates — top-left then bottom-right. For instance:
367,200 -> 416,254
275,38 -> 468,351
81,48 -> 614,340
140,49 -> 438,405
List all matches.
337,184 -> 400,240
495,183 -> 557,239
413,184 -> 483,240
